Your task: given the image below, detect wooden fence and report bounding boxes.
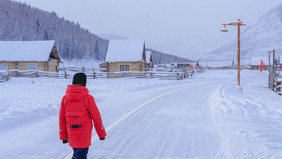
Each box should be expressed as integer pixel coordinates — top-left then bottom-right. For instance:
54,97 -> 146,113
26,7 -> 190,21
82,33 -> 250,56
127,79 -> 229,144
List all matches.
268,49 -> 281,95
6,69 -> 62,78
0,71 -> 9,82
85,71 -> 186,80
2,69 -> 191,80
274,76 -> 282,95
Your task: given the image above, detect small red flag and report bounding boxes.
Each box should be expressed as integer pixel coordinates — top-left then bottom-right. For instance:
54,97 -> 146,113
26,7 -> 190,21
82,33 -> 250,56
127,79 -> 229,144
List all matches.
191,64 -> 193,70
260,59 -> 265,72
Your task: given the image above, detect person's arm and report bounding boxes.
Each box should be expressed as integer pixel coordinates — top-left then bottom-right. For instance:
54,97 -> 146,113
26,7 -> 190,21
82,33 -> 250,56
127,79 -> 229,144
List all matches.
59,96 -> 68,141
87,95 -> 107,139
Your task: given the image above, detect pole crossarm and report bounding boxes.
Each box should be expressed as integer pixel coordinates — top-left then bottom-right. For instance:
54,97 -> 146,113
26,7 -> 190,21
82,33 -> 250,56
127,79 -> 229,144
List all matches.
222,23 -> 246,26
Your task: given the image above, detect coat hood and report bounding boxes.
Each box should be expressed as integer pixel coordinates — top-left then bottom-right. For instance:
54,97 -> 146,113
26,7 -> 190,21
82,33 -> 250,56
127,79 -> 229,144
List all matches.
65,85 -> 89,101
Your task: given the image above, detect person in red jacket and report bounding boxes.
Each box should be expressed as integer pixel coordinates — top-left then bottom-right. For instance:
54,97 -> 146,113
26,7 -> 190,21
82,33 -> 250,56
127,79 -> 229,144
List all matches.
59,73 -> 106,159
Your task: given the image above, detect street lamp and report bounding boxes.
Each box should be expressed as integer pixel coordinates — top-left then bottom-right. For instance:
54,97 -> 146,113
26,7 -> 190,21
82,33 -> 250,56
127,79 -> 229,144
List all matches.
221,19 -> 246,86
220,25 -> 228,32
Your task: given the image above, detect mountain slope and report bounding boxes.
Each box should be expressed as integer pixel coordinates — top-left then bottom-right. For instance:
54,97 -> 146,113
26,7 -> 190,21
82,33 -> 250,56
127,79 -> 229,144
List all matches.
0,0 -> 108,61
207,4 -> 282,60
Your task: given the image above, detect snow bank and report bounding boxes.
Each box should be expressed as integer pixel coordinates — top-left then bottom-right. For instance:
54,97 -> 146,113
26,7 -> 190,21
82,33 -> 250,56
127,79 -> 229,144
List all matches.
210,70 -> 282,158
0,77 -> 178,131
1,70 -> 282,159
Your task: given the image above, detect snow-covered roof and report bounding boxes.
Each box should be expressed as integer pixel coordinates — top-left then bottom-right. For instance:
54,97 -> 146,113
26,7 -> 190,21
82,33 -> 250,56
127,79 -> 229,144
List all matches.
106,39 -> 145,62
251,57 -> 269,65
0,41 -> 55,61
146,51 -> 151,62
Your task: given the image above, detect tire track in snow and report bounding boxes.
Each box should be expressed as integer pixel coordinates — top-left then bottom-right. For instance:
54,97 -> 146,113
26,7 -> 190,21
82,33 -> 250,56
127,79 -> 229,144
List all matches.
210,82 -> 277,159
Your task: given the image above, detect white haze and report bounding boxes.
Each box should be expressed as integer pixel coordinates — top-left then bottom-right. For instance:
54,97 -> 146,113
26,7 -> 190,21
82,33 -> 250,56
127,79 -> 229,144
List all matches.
13,0 -> 282,59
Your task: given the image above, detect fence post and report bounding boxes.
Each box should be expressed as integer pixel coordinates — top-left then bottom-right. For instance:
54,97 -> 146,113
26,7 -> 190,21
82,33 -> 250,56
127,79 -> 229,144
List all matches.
184,69 -> 187,79
269,50 -> 275,90
64,71 -> 67,79
275,78 -> 278,93
36,70 -> 39,77
82,67 -> 85,72
93,72 -> 96,79
177,73 -> 179,80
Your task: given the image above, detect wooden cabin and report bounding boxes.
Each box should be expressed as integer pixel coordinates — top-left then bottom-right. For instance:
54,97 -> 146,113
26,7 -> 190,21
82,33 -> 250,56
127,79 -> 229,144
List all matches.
0,41 -> 61,73
100,39 -> 146,72
175,62 -> 191,69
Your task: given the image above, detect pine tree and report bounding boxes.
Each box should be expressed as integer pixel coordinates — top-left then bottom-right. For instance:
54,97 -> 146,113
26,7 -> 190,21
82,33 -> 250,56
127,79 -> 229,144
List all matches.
44,29 -> 49,40
36,19 -> 41,33
150,53 -> 153,62
94,40 -> 101,61
35,19 -> 41,39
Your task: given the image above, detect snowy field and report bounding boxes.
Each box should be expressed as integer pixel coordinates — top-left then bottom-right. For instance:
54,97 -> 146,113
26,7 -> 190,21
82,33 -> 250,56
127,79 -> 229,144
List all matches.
0,70 -> 282,159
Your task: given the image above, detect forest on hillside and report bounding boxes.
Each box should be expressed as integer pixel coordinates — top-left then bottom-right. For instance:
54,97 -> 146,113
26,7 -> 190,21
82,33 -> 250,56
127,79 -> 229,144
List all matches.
0,0 -> 108,61
0,0 -> 192,64
148,49 -> 193,64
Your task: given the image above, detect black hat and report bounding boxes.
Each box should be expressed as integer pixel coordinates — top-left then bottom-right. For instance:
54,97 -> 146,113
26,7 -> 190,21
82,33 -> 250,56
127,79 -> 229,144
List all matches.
72,73 -> 87,86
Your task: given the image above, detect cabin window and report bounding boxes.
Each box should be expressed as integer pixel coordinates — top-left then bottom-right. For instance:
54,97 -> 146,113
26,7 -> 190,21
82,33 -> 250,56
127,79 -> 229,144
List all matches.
0,64 -> 7,70
120,65 -> 129,71
26,63 -> 37,70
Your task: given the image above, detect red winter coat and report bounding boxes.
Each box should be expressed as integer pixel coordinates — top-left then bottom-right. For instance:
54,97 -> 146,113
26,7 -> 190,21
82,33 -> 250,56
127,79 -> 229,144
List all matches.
59,85 -> 106,148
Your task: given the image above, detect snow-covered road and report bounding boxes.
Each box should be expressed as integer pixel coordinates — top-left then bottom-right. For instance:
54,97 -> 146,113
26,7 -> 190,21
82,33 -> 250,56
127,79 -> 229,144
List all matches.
90,81 -> 223,159
1,70 -> 282,159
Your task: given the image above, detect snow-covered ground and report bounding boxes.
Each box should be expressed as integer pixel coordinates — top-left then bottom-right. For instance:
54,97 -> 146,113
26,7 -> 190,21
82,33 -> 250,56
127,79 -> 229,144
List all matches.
210,71 -> 282,158
0,70 -> 281,159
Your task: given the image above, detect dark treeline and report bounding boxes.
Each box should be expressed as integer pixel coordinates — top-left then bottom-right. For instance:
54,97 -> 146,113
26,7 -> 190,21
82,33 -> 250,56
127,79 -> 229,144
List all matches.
0,0 -> 108,61
148,49 -> 193,64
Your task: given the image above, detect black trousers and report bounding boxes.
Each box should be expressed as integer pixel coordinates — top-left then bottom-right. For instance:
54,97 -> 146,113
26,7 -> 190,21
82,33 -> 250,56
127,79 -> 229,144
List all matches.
72,147 -> 89,159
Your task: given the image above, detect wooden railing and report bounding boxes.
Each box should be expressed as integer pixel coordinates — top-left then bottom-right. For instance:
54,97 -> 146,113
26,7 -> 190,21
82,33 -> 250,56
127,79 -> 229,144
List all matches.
274,76 -> 282,95
6,69 -> 63,78
86,71 -> 187,80
0,71 -> 9,82
2,69 -> 192,80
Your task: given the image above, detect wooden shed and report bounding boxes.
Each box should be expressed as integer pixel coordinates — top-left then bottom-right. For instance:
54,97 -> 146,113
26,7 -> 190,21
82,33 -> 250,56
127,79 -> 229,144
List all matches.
0,41 -> 61,73
100,39 -> 146,72
175,62 -> 191,69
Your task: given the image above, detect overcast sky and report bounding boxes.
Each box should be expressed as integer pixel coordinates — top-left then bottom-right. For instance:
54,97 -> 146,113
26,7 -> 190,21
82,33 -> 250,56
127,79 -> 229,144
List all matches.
14,0 -> 282,58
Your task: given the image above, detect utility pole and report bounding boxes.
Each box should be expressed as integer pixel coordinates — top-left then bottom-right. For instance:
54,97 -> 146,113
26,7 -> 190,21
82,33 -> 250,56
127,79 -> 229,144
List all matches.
221,19 -> 246,86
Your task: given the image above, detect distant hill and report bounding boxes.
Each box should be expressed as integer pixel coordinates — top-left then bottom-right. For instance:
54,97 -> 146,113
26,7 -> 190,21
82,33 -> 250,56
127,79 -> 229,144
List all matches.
206,4 -> 282,60
98,34 -> 127,40
0,0 -> 108,61
0,0 -> 192,64
147,49 -> 193,64
98,34 -> 193,64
